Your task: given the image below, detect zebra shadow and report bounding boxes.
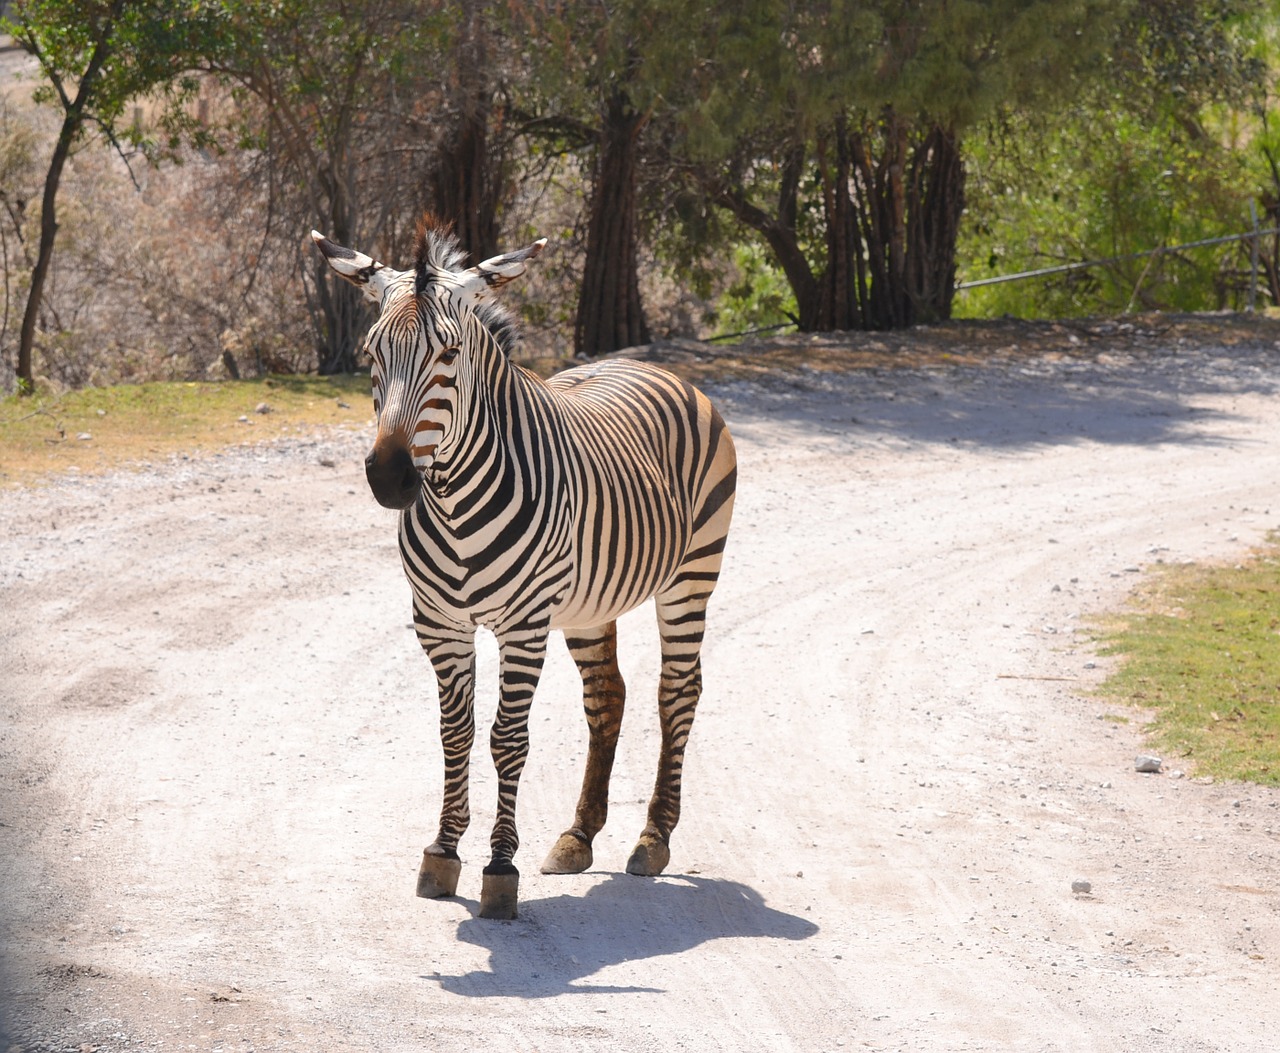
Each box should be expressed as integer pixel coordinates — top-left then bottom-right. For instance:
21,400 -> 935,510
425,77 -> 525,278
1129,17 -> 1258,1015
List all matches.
426,872 -> 818,997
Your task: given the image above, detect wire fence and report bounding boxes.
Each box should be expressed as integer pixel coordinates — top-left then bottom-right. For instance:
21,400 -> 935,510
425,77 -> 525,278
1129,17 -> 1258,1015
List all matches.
706,219 -> 1277,343
955,225 -> 1279,306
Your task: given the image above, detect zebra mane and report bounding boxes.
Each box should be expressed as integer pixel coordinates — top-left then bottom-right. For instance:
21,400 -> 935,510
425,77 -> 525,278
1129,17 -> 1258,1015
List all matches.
414,213 -> 468,275
413,213 -> 520,357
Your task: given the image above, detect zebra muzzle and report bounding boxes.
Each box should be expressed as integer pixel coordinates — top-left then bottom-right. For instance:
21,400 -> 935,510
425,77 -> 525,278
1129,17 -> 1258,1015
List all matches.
365,441 -> 422,510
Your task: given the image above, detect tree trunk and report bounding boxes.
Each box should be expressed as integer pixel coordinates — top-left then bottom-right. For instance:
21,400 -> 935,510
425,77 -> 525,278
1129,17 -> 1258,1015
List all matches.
314,114 -> 364,375
838,111 -> 965,331
14,6 -> 119,394
905,124 -> 964,324
16,114 -> 74,393
426,7 -> 504,264
819,118 -> 860,331
314,259 -> 365,375
575,89 -> 649,356
429,103 -> 501,264
712,143 -> 824,332
848,123 -> 893,329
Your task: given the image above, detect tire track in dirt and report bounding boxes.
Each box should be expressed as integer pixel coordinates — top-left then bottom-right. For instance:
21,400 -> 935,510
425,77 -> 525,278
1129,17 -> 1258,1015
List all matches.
3,347 -> 1280,1051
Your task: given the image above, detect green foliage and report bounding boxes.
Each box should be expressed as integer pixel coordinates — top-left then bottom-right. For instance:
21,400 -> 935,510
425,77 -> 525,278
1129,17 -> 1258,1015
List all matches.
215,0 -> 442,175
1096,540 -> 1280,786
4,0 -> 1280,387
211,1 -> 456,371
2,0 -> 238,395
660,1 -> 1129,331
956,0 -> 1270,318
959,110 -> 1257,316
713,242 -> 798,336
678,0 -> 1122,155
3,0 -> 231,154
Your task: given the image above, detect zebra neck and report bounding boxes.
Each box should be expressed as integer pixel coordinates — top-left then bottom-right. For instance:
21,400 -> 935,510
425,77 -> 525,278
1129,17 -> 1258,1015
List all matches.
421,350 -> 545,517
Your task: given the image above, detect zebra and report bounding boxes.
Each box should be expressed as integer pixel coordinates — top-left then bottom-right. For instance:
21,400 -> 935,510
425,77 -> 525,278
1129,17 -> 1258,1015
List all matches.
312,218 -> 736,919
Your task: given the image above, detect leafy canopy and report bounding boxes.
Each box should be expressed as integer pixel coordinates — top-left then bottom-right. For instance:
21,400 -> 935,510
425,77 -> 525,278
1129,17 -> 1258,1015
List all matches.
3,0 -> 231,153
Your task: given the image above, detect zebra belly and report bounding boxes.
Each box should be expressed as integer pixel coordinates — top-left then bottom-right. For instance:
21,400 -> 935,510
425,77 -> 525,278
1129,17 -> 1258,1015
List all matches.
548,587 -> 661,631
546,502 -> 689,630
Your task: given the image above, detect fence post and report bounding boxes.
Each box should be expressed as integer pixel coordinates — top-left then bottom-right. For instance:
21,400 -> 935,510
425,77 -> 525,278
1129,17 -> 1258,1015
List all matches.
1249,201 -> 1260,312
1125,246 -> 1162,314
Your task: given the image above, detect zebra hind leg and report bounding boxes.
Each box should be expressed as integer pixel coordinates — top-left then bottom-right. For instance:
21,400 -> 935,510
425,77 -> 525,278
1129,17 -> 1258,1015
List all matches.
627,586 -> 711,877
542,622 -> 626,875
630,411 -> 733,876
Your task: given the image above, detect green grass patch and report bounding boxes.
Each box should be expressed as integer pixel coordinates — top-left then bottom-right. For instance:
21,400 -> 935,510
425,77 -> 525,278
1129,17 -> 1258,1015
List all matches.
0,375 -> 372,486
1095,543 -> 1280,786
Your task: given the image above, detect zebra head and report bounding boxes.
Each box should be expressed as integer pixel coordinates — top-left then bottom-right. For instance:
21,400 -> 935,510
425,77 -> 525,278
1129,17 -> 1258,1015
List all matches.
311,222 -> 546,510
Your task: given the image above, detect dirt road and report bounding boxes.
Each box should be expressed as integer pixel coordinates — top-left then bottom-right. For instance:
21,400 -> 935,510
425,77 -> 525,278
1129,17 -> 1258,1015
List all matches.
3,340 -> 1279,1051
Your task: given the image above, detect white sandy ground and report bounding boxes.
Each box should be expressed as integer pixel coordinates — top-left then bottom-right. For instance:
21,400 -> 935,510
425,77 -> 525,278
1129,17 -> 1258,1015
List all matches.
2,343 -> 1280,1052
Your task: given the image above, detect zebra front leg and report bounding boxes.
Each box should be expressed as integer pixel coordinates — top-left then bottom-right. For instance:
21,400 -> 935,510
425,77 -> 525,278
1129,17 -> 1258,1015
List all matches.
481,627 -> 548,919
416,611 -> 477,899
628,587 -> 710,876
542,622 -> 626,875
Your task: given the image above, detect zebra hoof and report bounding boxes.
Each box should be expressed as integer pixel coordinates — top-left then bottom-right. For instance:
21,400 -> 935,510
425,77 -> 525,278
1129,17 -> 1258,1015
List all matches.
541,830 -> 593,874
479,863 -> 519,919
625,835 -> 670,876
416,845 -> 461,899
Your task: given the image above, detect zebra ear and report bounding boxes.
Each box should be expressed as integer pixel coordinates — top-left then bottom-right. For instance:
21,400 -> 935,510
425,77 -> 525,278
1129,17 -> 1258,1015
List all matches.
461,238 -> 547,301
310,231 -> 398,305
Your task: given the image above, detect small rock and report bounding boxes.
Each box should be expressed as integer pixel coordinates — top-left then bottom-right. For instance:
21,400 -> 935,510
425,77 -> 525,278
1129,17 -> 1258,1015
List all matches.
1135,755 -> 1163,773
1169,770 -> 1185,779
1071,879 -> 1092,894
237,415 -> 249,423
337,399 -> 351,409
318,457 -> 336,468
76,432 -> 92,441
255,402 -> 272,414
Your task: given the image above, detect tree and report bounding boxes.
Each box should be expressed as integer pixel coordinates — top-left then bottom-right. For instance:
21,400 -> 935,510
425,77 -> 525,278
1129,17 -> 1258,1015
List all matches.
419,1 -> 514,264
674,0 -> 1124,332
515,1 -> 684,356
574,82 -> 650,354
2,0 -> 225,394
213,1 -> 437,374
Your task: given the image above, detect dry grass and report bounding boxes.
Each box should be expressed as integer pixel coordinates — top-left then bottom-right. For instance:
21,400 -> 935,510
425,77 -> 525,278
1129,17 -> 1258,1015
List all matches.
1094,541 -> 1280,786
0,374 -> 371,486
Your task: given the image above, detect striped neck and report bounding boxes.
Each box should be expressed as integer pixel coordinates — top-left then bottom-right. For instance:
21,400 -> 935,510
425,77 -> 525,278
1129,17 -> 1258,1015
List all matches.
420,319 -> 526,515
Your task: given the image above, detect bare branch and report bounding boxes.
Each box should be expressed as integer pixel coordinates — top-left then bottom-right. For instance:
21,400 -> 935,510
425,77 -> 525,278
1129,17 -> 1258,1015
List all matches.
86,114 -> 143,191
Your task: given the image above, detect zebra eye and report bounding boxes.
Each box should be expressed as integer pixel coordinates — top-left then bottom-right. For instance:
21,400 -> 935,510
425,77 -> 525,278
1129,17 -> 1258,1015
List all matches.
440,346 -> 460,364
